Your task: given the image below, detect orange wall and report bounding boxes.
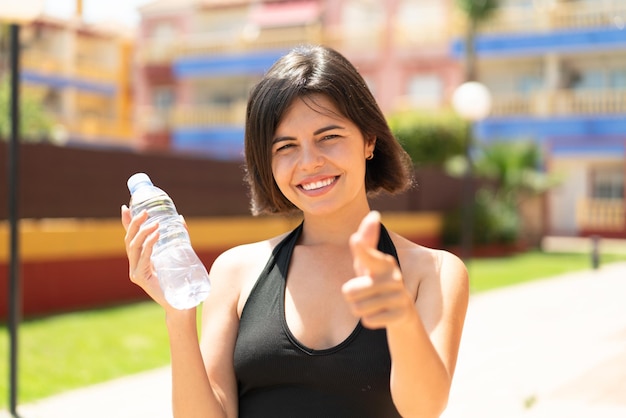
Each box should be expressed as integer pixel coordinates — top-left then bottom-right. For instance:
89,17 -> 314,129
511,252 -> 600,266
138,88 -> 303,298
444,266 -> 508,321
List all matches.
0,213 -> 441,319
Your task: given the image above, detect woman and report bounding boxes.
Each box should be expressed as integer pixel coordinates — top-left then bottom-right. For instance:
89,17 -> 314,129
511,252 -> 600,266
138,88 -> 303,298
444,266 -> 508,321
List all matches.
122,45 -> 468,418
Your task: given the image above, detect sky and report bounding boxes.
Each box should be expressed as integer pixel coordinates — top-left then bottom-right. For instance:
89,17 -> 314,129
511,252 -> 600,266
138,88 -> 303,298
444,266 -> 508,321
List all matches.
43,0 -> 153,28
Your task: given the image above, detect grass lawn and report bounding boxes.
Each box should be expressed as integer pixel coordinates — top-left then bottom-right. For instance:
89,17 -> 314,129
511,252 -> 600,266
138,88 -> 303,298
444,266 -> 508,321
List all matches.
467,250 -> 626,293
0,301 -> 170,408
1,251 -> 626,408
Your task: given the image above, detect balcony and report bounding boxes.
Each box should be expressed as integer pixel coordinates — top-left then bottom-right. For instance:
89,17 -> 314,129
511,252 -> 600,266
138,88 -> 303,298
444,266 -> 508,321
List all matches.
577,198 -> 625,233
137,107 -> 174,133
138,102 -> 247,133
22,50 -> 120,88
393,24 -> 453,51
22,49 -> 65,74
50,112 -> 134,144
480,1 -> 626,33
74,62 -> 119,84
140,25 -> 325,65
490,89 -> 626,117
171,103 -> 248,128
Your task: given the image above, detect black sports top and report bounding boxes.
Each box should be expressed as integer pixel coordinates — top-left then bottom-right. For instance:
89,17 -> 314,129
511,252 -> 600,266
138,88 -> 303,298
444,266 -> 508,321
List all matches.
233,222 -> 403,418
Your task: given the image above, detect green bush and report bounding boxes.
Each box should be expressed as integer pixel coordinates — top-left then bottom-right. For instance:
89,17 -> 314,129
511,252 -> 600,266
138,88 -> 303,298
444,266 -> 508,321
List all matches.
0,77 -> 53,141
388,110 -> 468,167
442,189 -> 520,246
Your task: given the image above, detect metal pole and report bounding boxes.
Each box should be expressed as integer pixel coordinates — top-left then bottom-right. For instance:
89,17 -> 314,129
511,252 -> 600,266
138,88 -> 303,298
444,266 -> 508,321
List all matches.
461,16 -> 477,264
461,122 -> 474,263
8,22 -> 22,418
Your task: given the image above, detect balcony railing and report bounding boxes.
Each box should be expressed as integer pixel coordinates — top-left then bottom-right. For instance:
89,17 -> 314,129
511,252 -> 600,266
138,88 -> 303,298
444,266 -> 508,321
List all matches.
138,22 -> 454,65
172,103 -> 248,127
74,63 -> 119,84
490,89 -> 626,116
138,103 -> 248,133
22,50 -> 120,84
478,1 -> 626,33
49,112 -> 134,143
577,198 -> 625,231
391,25 -> 453,56
22,50 -> 66,74
140,25 -> 324,64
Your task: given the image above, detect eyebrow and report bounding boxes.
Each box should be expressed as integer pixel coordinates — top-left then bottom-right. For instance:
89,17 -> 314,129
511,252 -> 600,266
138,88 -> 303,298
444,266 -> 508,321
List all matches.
272,124 -> 345,144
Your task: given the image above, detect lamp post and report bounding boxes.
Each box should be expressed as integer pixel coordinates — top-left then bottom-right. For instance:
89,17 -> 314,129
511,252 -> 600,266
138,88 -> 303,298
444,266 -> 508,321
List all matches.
1,2 -> 44,416
452,81 -> 492,263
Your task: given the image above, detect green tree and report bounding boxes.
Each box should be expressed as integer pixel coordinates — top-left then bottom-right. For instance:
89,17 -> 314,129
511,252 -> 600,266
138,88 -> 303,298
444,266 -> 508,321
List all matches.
0,77 -> 53,141
388,111 -> 468,167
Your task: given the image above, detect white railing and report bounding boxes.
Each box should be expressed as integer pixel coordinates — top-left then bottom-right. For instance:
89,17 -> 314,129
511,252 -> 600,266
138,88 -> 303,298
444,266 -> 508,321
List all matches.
137,103 -> 247,132
50,112 -> 135,143
171,103 -> 247,127
22,50 -> 119,84
477,1 -> 626,33
490,89 -> 626,116
140,26 -> 327,64
577,198 -> 625,231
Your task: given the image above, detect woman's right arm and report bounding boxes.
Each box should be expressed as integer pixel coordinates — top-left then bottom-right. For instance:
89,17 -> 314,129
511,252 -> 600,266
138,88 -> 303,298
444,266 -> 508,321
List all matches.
121,206 -> 239,418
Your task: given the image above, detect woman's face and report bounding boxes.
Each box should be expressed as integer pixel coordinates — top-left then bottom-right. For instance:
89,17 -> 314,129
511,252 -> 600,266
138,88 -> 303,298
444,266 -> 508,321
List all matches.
270,94 -> 375,216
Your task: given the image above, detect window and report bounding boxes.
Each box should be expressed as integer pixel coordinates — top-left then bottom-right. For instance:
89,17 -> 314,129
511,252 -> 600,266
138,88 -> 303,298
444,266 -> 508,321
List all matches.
407,74 -> 443,108
397,0 -> 445,28
151,22 -> 176,40
153,87 -> 175,110
592,167 -> 624,199
609,69 -> 626,89
572,69 -> 604,90
342,0 -> 384,30
517,74 -> 543,94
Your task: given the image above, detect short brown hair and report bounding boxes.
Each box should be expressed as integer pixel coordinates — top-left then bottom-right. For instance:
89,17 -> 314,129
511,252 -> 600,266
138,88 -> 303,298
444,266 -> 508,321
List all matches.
244,45 -> 413,215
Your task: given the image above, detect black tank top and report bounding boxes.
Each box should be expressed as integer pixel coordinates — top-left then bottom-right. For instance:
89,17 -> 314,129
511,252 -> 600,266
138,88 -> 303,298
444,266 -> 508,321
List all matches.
234,223 -> 403,418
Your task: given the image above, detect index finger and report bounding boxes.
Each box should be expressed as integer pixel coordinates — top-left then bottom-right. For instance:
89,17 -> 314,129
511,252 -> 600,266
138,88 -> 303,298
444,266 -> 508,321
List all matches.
121,205 -> 132,231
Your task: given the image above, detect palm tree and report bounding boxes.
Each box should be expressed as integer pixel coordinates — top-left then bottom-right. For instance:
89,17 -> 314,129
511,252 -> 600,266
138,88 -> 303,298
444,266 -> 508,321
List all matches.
444,140 -> 561,247
455,0 -> 499,81
472,140 -> 560,204
452,1 -> 499,259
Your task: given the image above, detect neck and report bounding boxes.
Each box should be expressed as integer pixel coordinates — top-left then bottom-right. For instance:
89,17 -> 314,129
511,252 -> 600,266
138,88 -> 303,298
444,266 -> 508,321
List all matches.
299,204 -> 372,246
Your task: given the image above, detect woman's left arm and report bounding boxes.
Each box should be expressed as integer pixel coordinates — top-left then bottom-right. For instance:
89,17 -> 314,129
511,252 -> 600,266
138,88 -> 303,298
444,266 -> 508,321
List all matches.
343,212 -> 469,418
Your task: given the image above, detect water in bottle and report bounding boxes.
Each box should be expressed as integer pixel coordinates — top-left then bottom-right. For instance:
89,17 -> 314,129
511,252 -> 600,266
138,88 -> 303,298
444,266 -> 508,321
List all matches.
127,173 -> 211,309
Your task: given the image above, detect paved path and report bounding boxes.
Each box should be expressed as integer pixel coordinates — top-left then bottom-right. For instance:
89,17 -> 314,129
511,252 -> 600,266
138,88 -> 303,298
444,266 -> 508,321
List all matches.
443,261 -> 626,418
3,261 -> 626,418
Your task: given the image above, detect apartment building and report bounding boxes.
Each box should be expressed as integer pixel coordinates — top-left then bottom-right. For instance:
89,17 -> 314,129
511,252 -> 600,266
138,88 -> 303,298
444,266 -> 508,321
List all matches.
135,0 -> 460,158
19,13 -> 134,147
457,0 -> 626,238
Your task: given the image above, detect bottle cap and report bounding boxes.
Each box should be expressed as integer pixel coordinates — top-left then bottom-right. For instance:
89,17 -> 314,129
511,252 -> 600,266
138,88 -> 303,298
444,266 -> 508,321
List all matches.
127,173 -> 153,194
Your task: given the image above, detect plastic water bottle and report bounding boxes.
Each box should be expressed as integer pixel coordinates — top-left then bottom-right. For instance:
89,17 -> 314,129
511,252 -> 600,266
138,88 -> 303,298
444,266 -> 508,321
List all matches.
127,173 -> 210,309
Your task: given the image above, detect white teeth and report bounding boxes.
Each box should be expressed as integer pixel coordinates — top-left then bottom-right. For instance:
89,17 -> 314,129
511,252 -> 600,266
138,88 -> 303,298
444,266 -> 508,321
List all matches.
301,177 -> 335,191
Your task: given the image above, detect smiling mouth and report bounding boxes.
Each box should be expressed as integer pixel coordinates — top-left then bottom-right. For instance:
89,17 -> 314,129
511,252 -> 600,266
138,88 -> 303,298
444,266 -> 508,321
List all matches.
300,176 -> 338,191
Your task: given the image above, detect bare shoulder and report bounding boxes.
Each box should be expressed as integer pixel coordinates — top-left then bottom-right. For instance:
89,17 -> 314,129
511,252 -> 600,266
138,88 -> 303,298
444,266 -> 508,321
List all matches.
387,232 -> 469,302
208,231 -> 293,315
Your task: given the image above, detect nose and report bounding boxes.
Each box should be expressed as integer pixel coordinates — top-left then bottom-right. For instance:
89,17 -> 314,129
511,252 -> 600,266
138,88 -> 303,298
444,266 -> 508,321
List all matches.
299,143 -> 324,170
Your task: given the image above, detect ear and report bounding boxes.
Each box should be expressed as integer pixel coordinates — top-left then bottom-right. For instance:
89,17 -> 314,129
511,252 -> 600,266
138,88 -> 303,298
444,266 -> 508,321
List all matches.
365,136 -> 376,156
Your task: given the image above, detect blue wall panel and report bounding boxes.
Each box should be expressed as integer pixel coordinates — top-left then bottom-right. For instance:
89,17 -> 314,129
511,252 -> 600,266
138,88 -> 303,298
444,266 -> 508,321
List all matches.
21,71 -> 117,95
476,115 -> 626,155
173,49 -> 288,78
452,27 -> 626,57
172,126 -> 245,160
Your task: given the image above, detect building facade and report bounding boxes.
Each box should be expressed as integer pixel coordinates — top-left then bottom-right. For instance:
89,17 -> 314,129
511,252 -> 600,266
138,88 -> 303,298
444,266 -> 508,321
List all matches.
457,0 -> 626,238
135,0 -> 625,239
135,0 -> 460,158
18,14 -> 134,147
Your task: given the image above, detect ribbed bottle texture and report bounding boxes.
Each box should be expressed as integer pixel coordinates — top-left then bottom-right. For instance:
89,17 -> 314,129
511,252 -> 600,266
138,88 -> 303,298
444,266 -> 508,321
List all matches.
127,173 -> 210,309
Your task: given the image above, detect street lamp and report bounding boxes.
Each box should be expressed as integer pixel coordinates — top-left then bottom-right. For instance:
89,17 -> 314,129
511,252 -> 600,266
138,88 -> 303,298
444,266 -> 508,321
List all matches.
452,81 -> 492,263
0,1 -> 44,417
